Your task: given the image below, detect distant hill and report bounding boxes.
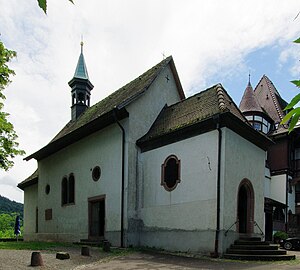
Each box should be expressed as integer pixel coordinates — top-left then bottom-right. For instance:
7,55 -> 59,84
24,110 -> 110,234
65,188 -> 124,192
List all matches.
0,195 -> 23,218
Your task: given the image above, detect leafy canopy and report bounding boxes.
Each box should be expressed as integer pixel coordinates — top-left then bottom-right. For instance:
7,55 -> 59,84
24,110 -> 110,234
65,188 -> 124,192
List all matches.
280,38 -> 300,132
0,40 -> 25,170
37,0 -> 74,14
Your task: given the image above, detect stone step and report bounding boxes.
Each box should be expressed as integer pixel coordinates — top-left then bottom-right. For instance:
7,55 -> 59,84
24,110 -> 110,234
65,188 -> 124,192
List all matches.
234,240 -> 268,245
231,244 -> 278,250
239,237 -> 262,242
223,254 -> 295,261
226,249 -> 287,255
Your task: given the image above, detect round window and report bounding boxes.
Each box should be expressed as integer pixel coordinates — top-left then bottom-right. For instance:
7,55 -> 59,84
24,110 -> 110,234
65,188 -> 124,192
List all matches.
92,166 -> 101,181
45,184 -> 50,194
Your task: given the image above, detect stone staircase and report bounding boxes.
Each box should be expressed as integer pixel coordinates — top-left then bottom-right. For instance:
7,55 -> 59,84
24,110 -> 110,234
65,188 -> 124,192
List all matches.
223,237 -> 295,261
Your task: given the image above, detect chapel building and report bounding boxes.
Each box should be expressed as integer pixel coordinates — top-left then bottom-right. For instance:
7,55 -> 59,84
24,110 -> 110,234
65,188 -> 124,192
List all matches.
19,47 -> 283,255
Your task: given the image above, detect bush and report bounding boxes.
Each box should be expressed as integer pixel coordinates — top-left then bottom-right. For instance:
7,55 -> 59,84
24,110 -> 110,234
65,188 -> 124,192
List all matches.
273,231 -> 288,243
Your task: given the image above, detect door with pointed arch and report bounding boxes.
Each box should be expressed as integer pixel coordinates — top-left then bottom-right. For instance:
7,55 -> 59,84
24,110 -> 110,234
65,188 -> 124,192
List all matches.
237,179 -> 254,234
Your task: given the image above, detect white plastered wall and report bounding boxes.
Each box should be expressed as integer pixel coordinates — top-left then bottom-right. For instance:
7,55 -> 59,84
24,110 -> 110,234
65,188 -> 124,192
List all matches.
138,130 -> 218,251
124,64 -> 182,243
23,184 -> 38,240
270,175 -> 286,205
221,128 -> 265,234
36,123 -> 123,244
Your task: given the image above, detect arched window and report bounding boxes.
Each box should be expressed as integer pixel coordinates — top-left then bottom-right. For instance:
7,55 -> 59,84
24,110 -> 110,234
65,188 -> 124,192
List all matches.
161,155 -> 181,191
62,177 -> 68,205
61,174 -> 75,206
68,174 -> 75,204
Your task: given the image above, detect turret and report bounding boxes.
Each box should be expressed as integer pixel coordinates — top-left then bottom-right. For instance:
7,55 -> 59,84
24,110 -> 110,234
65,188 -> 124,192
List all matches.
239,75 -> 272,134
68,42 -> 94,121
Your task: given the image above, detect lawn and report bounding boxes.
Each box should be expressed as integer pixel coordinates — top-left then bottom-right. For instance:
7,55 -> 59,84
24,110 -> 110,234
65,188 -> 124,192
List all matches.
0,241 -> 76,250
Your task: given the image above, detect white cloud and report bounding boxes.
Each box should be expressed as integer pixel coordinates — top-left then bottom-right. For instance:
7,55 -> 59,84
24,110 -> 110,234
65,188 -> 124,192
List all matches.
0,0 -> 300,202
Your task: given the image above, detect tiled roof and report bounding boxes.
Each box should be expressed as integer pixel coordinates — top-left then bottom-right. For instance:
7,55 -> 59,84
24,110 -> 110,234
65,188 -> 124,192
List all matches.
17,170 -> 38,190
254,75 -> 287,123
138,84 -> 247,142
239,82 -> 263,113
51,56 -> 180,142
25,56 -> 185,161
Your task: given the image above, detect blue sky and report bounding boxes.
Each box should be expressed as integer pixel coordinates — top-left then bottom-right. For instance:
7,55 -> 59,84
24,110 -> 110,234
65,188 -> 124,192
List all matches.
0,0 -> 300,202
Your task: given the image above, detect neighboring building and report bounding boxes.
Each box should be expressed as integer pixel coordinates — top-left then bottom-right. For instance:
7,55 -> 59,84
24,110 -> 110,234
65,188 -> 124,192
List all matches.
239,75 -> 300,241
18,46 -> 271,255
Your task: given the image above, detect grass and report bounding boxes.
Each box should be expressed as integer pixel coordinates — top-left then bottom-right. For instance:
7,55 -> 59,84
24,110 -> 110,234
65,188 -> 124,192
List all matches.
0,241 -> 76,251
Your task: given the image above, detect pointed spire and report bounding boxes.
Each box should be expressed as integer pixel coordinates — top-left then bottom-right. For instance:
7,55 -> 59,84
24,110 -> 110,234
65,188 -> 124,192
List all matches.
73,40 -> 89,80
68,40 -> 94,121
239,76 -> 263,113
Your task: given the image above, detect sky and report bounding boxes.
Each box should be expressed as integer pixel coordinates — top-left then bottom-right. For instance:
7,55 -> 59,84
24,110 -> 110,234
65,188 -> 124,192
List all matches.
0,0 -> 300,203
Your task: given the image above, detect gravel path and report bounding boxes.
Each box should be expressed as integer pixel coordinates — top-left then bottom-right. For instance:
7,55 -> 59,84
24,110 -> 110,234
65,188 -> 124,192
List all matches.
0,246 -> 108,270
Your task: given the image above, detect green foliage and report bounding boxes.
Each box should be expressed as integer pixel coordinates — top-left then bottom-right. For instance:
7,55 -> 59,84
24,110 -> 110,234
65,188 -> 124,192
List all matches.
37,0 -> 74,14
0,195 -> 23,217
0,196 -> 23,238
280,38 -> 300,133
273,231 -> 288,240
0,241 -> 75,250
294,37 -> 300,43
0,41 -> 16,96
0,213 -> 23,238
0,40 -> 25,170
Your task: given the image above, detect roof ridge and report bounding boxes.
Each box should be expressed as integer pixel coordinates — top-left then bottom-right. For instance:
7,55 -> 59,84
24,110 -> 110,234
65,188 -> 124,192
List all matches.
215,84 -> 226,111
164,84 -> 220,110
263,75 -> 283,121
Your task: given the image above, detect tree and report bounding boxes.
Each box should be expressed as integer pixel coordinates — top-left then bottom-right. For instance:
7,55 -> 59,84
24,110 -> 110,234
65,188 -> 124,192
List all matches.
0,40 -> 25,170
281,38 -> 300,132
37,0 -> 74,14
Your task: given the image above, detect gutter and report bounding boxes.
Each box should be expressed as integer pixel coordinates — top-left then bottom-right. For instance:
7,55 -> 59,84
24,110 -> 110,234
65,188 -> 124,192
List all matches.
213,115 -> 222,257
113,108 -> 125,248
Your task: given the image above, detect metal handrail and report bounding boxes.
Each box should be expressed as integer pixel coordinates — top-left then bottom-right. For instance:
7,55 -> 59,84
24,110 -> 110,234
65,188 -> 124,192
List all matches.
254,221 -> 264,236
224,220 -> 264,237
224,220 -> 238,236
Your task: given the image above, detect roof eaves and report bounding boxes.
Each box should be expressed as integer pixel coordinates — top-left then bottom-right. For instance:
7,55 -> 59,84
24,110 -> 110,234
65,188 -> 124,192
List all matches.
25,108 -> 129,161
18,170 -> 38,190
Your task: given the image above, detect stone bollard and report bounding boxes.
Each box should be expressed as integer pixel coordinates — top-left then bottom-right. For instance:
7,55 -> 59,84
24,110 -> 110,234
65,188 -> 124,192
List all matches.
30,251 -> 44,266
56,252 -> 70,260
81,246 -> 90,256
103,240 -> 111,252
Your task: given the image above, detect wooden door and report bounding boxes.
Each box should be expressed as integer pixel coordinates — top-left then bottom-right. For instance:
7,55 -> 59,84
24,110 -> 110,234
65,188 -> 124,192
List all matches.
89,197 -> 105,239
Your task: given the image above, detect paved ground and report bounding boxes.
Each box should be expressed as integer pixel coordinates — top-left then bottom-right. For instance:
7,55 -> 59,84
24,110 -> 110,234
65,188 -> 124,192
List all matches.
0,247 -> 300,270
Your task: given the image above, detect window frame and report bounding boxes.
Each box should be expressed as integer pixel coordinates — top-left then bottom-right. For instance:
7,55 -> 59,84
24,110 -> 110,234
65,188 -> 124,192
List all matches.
161,155 -> 181,192
61,173 -> 75,206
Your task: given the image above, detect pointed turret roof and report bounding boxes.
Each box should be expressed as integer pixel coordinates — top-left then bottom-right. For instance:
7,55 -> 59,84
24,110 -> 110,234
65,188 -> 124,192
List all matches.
254,75 -> 287,123
73,42 -> 90,80
239,81 -> 263,113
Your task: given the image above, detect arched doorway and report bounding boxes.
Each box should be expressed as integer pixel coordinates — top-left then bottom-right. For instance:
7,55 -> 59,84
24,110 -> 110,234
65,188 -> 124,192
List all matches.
237,179 -> 254,234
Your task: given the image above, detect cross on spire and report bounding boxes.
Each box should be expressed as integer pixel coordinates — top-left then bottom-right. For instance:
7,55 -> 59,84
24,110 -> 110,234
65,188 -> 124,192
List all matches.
80,35 -> 84,54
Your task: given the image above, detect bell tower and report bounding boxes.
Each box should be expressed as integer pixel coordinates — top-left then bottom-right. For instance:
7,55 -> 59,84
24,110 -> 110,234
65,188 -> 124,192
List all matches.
68,41 -> 94,121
